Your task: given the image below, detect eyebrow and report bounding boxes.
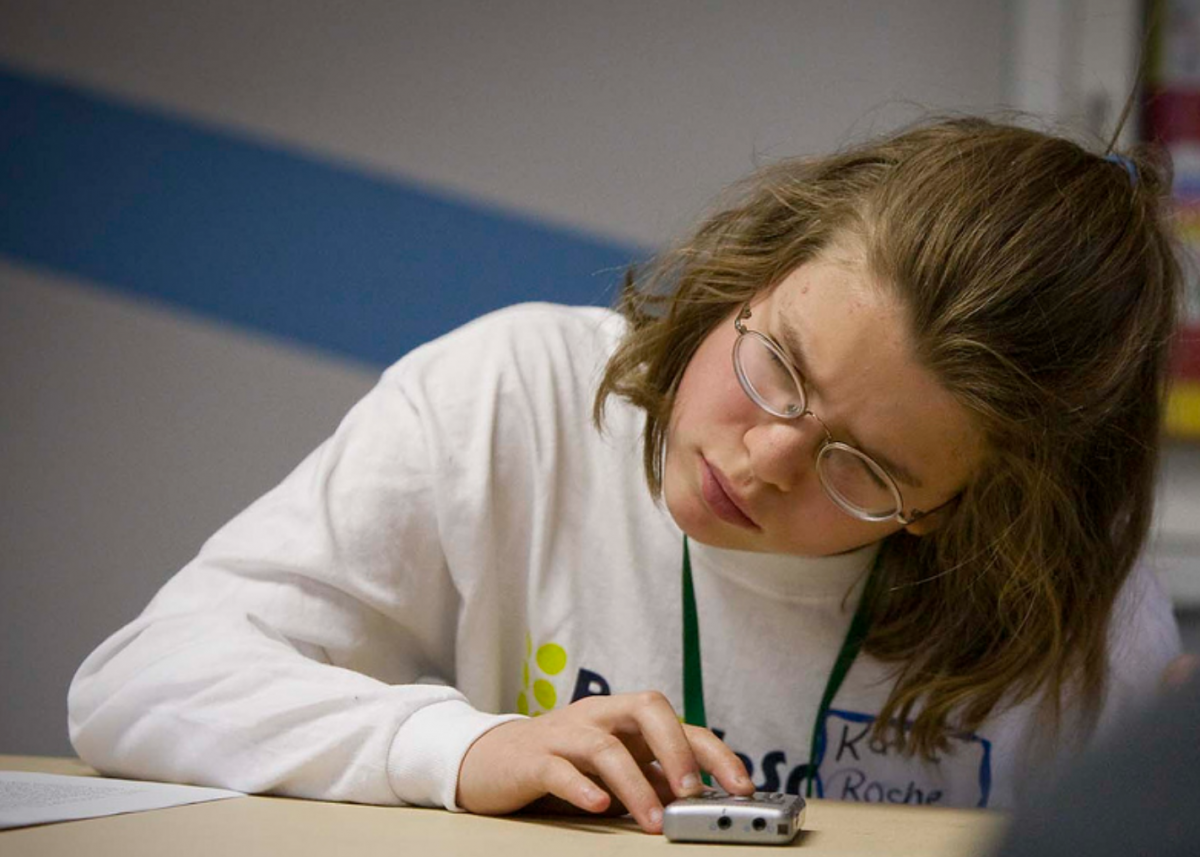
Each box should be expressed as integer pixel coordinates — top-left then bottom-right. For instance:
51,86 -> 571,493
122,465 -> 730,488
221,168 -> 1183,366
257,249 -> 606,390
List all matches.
775,311 -> 926,490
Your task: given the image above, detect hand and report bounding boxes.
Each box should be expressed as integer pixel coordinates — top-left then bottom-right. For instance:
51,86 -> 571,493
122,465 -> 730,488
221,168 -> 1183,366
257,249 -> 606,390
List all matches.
456,691 -> 754,833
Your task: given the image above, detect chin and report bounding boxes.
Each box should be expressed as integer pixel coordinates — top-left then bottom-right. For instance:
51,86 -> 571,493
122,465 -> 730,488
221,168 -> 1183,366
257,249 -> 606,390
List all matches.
683,526 -> 761,552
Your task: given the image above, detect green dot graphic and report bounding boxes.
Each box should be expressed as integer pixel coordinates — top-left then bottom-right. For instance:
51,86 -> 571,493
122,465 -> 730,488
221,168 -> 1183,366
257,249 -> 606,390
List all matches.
516,691 -> 529,716
536,643 -> 567,676
533,679 -> 557,710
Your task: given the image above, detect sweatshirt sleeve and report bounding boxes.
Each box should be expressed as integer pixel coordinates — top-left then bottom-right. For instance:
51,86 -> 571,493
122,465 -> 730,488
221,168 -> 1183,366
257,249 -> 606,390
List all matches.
67,355 -> 523,809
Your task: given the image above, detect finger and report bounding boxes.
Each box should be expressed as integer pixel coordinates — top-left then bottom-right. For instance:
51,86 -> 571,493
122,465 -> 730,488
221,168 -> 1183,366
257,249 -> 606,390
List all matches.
642,761 -> 678,807
588,758 -> 676,811
577,732 -> 666,833
535,756 -> 613,815
525,791 -> 627,818
618,692 -> 708,798
683,725 -> 755,795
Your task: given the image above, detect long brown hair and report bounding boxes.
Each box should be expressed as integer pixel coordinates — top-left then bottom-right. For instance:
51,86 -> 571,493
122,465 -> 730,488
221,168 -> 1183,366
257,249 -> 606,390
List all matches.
594,117 -> 1183,756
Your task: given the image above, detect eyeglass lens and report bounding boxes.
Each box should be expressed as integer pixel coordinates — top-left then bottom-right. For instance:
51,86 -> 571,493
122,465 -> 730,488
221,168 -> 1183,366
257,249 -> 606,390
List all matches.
732,332 -> 805,417
816,445 -> 899,520
734,330 -> 900,520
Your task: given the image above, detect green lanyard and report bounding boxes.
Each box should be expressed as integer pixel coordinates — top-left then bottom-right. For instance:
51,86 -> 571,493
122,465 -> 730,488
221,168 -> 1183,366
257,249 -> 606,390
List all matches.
681,536 -> 878,798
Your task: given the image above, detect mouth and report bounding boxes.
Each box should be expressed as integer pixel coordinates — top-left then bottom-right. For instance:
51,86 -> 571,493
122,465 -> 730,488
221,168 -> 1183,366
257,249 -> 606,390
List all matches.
700,457 -> 761,531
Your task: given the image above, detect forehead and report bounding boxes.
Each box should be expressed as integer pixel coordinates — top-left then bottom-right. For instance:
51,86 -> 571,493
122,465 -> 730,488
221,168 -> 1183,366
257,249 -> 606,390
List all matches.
767,253 -> 982,489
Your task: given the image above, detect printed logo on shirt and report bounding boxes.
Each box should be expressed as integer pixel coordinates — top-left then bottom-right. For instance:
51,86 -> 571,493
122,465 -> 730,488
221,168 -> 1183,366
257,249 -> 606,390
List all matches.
516,631 -> 570,716
560,666 -> 994,808
710,729 -> 814,795
814,709 -> 993,808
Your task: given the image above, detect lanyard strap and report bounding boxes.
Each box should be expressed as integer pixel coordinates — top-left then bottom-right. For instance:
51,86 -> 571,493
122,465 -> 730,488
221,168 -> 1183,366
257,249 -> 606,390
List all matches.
681,536 -> 709,731
681,536 -> 879,797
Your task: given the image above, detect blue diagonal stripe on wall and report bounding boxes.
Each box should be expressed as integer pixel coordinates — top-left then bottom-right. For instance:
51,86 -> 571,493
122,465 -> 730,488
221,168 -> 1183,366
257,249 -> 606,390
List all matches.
0,65 -> 644,367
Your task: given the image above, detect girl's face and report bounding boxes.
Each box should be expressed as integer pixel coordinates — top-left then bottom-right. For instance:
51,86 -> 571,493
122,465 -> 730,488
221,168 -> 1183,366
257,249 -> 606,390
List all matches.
663,246 -> 983,556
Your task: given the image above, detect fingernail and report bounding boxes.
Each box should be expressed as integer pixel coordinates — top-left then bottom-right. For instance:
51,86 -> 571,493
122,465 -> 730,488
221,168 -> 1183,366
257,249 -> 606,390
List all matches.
584,785 -> 604,804
649,807 -> 663,828
680,773 -> 701,793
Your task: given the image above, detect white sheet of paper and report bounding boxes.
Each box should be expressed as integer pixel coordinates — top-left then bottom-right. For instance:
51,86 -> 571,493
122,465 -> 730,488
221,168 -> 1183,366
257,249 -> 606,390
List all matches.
0,770 -> 245,829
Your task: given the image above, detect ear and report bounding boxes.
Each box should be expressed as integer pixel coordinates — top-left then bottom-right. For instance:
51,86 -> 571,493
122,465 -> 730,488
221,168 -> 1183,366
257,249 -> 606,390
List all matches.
901,499 -> 958,536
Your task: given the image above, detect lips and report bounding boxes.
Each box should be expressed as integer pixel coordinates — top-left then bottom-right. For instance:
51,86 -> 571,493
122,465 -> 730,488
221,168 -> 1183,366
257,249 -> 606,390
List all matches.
700,457 -> 760,531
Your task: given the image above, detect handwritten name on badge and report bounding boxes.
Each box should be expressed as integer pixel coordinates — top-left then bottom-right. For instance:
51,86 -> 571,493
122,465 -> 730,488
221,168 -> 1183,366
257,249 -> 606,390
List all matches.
817,709 -> 993,808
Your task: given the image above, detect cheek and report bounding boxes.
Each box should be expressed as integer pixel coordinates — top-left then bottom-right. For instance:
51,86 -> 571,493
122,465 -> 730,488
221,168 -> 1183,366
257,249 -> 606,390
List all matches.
773,504 -> 896,555
674,349 -> 753,435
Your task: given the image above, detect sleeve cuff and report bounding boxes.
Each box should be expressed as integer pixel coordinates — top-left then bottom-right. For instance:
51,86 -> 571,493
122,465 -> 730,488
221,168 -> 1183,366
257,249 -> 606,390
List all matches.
386,698 -> 525,810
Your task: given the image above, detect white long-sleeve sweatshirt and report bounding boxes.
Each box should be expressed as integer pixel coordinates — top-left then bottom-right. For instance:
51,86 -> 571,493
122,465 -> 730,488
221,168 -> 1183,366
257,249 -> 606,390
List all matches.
68,303 -> 1181,811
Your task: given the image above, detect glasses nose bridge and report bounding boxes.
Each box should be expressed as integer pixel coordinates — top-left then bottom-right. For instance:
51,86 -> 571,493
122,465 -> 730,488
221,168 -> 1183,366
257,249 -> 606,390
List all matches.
753,402 -> 831,467
799,406 -> 833,445
796,409 -> 835,467
769,364 -> 830,447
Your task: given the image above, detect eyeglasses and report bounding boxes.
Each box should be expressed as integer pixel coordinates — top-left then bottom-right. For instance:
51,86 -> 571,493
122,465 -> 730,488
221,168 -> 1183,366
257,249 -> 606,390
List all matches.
732,303 -> 929,525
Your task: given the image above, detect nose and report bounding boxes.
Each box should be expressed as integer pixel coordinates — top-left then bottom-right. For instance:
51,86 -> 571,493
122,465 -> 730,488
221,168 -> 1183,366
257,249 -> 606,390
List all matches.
744,412 -> 827,492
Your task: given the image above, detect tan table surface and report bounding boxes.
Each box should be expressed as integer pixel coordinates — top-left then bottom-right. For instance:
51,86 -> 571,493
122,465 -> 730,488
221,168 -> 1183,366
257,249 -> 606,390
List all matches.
0,755 -> 1009,856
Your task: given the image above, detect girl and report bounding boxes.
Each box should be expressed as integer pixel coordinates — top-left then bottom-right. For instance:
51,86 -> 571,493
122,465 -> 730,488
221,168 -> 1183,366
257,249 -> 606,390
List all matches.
69,117 -> 1184,833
